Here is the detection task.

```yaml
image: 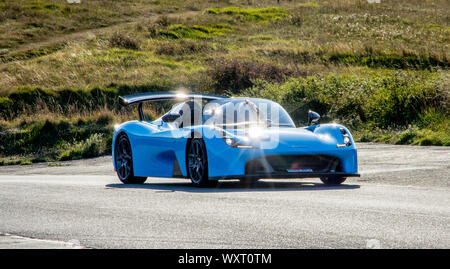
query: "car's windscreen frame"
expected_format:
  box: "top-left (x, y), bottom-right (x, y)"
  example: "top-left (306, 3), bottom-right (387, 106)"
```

top-left (202, 98), bottom-right (296, 128)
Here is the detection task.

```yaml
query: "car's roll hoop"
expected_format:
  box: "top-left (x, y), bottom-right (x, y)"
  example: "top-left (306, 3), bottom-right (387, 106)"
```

top-left (119, 91), bottom-right (226, 106)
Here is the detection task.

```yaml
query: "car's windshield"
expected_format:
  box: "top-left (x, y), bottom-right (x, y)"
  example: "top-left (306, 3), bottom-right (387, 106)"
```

top-left (203, 98), bottom-right (295, 128)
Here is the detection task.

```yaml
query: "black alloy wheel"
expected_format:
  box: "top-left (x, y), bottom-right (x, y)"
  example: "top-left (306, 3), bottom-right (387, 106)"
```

top-left (187, 138), bottom-right (217, 187)
top-left (115, 134), bottom-right (147, 184)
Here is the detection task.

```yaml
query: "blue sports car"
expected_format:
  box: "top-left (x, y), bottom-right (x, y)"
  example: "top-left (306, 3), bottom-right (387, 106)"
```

top-left (112, 92), bottom-right (359, 187)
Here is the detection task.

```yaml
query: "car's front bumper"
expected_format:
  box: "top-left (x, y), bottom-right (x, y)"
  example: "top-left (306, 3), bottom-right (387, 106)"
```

top-left (206, 144), bottom-right (359, 178)
top-left (201, 125), bottom-right (359, 179)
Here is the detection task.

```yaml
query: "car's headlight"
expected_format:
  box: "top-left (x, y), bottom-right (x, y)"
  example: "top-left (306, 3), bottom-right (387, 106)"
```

top-left (224, 137), bottom-right (235, 146)
top-left (343, 135), bottom-right (351, 145)
top-left (223, 136), bottom-right (255, 149)
top-left (337, 127), bottom-right (352, 147)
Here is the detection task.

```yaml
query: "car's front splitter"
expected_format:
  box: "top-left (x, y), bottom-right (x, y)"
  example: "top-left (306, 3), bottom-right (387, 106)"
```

top-left (209, 172), bottom-right (360, 180)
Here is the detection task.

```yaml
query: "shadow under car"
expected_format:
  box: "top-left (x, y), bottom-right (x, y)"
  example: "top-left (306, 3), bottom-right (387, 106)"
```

top-left (105, 180), bottom-right (360, 193)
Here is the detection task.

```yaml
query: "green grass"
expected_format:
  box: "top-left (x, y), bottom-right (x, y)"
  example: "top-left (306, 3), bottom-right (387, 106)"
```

top-left (0, 0), bottom-right (233, 49)
top-left (0, 83), bottom-right (176, 120)
top-left (0, 43), bottom-right (67, 63)
top-left (0, 0), bottom-right (135, 49)
top-left (354, 125), bottom-right (450, 146)
top-left (58, 133), bottom-right (109, 161)
top-left (325, 52), bottom-right (449, 70)
top-left (206, 7), bottom-right (289, 22)
top-left (0, 113), bottom-right (115, 164)
top-left (158, 24), bottom-right (232, 39)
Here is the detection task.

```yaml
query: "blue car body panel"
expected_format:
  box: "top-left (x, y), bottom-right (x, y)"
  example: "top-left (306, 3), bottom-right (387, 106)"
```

top-left (113, 121), bottom-right (190, 177)
top-left (113, 120), bottom-right (359, 180)
top-left (203, 124), bottom-right (358, 178)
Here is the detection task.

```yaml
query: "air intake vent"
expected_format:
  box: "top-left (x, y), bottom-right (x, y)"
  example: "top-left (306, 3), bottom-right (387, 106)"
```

top-left (246, 155), bottom-right (341, 174)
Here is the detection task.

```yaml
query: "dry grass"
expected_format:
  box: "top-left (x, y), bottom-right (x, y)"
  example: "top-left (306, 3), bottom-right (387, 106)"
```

top-left (0, 0), bottom-right (448, 94)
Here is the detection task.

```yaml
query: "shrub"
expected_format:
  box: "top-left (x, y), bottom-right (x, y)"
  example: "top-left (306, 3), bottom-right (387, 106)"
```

top-left (0, 116), bottom-right (113, 162)
top-left (416, 108), bottom-right (448, 130)
top-left (208, 59), bottom-right (303, 94)
top-left (5, 86), bottom-right (58, 118)
top-left (109, 33), bottom-right (140, 50)
top-left (364, 73), bottom-right (443, 128)
top-left (147, 23), bottom-right (159, 38)
top-left (414, 130), bottom-right (449, 146)
top-left (290, 15), bottom-right (302, 26)
top-left (8, 86), bottom-right (57, 106)
top-left (156, 15), bottom-right (171, 27)
top-left (248, 72), bottom-right (446, 128)
top-left (396, 127), bottom-right (418, 144)
top-left (0, 97), bottom-right (13, 118)
top-left (59, 133), bottom-right (109, 161)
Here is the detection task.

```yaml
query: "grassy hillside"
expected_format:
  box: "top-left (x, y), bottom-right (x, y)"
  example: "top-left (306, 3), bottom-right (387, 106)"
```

top-left (0, 0), bottom-right (449, 164)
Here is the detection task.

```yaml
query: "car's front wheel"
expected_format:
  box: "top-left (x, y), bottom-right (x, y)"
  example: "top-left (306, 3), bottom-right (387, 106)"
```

top-left (320, 175), bottom-right (346, 185)
top-left (115, 134), bottom-right (147, 184)
top-left (187, 138), bottom-right (217, 187)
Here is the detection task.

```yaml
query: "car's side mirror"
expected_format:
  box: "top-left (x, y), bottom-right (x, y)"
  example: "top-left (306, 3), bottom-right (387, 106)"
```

top-left (307, 110), bottom-right (320, 126)
top-left (162, 111), bottom-right (182, 123)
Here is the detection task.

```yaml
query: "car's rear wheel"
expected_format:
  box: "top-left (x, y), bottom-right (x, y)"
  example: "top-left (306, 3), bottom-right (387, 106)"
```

top-left (115, 134), bottom-right (147, 184)
top-left (320, 175), bottom-right (346, 185)
top-left (187, 138), bottom-right (217, 187)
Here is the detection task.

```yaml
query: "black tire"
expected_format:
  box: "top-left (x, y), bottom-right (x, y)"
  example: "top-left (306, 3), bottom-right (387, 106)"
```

top-left (187, 138), bottom-right (217, 187)
top-left (320, 175), bottom-right (346, 185)
top-left (115, 134), bottom-right (147, 184)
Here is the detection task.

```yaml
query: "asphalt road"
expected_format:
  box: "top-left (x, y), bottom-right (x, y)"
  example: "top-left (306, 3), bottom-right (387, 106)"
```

top-left (0, 143), bottom-right (448, 248)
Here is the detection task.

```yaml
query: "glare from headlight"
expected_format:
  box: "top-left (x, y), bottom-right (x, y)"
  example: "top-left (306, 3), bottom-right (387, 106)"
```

top-left (175, 92), bottom-right (187, 99)
top-left (343, 136), bottom-right (350, 145)
top-left (225, 138), bottom-right (234, 146)
top-left (223, 135), bottom-right (256, 149)
top-left (248, 127), bottom-right (263, 139)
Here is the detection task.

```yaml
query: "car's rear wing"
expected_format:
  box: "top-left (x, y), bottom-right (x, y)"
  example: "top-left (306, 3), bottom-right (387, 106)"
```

top-left (119, 91), bottom-right (226, 121)
top-left (119, 91), bottom-right (225, 106)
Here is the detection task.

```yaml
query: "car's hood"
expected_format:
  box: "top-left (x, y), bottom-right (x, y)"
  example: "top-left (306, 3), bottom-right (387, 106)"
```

top-left (221, 127), bottom-right (339, 149)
